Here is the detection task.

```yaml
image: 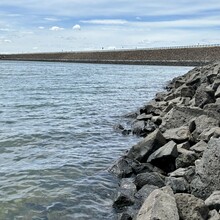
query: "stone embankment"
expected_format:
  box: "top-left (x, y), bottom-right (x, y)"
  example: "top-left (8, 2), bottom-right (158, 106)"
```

top-left (109, 62), bottom-right (220, 219)
top-left (1, 45), bottom-right (220, 66)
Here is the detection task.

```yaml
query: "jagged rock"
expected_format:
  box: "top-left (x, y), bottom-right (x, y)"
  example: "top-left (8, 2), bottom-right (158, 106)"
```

top-left (134, 184), bottom-right (159, 208)
top-left (175, 193), bottom-right (209, 220)
top-left (194, 83), bottom-right (215, 108)
top-left (176, 149), bottom-right (198, 169)
top-left (151, 116), bottom-right (162, 125)
top-left (155, 91), bottom-right (168, 101)
top-left (165, 177), bottom-right (190, 193)
top-left (175, 85), bottom-right (195, 98)
top-left (127, 129), bottom-right (167, 162)
top-left (215, 85), bottom-right (220, 98)
top-left (136, 113), bottom-right (152, 120)
top-left (169, 166), bottom-right (195, 183)
top-left (108, 157), bottom-right (133, 178)
top-left (131, 120), bottom-right (145, 136)
top-left (113, 190), bottom-right (135, 210)
top-left (136, 186), bottom-right (179, 220)
top-left (207, 210), bottom-right (220, 220)
top-left (163, 126), bottom-right (189, 143)
top-left (147, 140), bottom-right (178, 173)
top-left (142, 100), bottom-right (166, 116)
top-left (191, 140), bottom-right (208, 153)
top-left (120, 178), bottom-right (136, 193)
top-left (134, 172), bottom-right (165, 190)
top-left (212, 79), bottom-right (220, 91)
top-left (191, 138), bottom-right (220, 199)
top-left (199, 127), bottom-right (220, 142)
top-left (161, 106), bottom-right (204, 130)
top-left (205, 191), bottom-right (220, 211)
top-left (118, 213), bottom-right (132, 220)
top-left (177, 141), bottom-right (191, 150)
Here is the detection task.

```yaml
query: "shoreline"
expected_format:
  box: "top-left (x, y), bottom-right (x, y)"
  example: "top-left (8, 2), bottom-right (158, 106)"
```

top-left (109, 61), bottom-right (220, 219)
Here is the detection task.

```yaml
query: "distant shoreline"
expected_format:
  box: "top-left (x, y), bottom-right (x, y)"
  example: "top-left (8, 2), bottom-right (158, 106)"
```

top-left (1, 45), bottom-right (220, 66)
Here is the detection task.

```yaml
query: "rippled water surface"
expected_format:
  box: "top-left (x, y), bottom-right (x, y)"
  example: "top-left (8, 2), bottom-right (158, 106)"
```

top-left (0, 61), bottom-right (192, 219)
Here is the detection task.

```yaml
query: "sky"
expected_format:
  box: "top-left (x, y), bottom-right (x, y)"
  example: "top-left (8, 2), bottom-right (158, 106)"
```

top-left (0, 0), bottom-right (220, 53)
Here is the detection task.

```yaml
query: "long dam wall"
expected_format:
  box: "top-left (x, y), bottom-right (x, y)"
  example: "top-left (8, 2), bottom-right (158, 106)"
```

top-left (1, 45), bottom-right (220, 66)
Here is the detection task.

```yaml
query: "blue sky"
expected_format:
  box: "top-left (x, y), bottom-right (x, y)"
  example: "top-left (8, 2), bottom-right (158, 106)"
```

top-left (0, 0), bottom-right (220, 53)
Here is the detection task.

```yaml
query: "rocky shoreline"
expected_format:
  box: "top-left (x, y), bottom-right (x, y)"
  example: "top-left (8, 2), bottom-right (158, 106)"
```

top-left (109, 62), bottom-right (220, 220)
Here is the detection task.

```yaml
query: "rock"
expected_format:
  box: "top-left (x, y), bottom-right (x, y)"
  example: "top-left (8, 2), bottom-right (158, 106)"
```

top-left (131, 120), bottom-right (145, 136)
top-left (151, 116), bottom-right (162, 125)
top-left (127, 129), bottom-right (167, 162)
top-left (142, 100), bottom-right (166, 116)
top-left (199, 127), bottom-right (220, 142)
top-left (163, 126), bottom-right (189, 143)
top-left (177, 141), bottom-right (191, 150)
top-left (134, 184), bottom-right (159, 208)
top-left (118, 213), bottom-right (132, 220)
top-left (205, 191), bottom-right (220, 211)
top-left (136, 113), bottom-right (152, 120)
top-left (113, 190), bottom-right (135, 210)
top-left (120, 178), bottom-right (136, 193)
top-left (169, 166), bottom-right (195, 183)
top-left (215, 85), bottom-right (220, 98)
top-left (165, 177), bottom-right (190, 193)
top-left (207, 210), bottom-right (220, 220)
top-left (136, 186), bottom-right (179, 220)
top-left (194, 83), bottom-right (215, 108)
top-left (134, 172), bottom-right (165, 190)
top-left (155, 91), bottom-right (168, 101)
top-left (176, 149), bottom-right (198, 169)
top-left (191, 140), bottom-right (208, 153)
top-left (191, 138), bottom-right (220, 199)
top-left (160, 106), bottom-right (204, 130)
top-left (108, 157), bottom-right (133, 178)
top-left (147, 140), bottom-right (178, 173)
top-left (175, 193), bottom-right (209, 220)
top-left (212, 79), bottom-right (220, 91)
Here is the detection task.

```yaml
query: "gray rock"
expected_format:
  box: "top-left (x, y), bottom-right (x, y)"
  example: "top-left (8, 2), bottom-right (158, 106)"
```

top-left (120, 178), bottom-right (136, 194)
top-left (176, 149), bottom-right (198, 169)
top-left (134, 172), bottom-right (165, 190)
top-left (136, 186), bottom-right (179, 220)
top-left (147, 140), bottom-right (178, 173)
top-left (165, 177), bottom-right (190, 193)
top-left (127, 129), bottom-right (167, 162)
top-left (199, 127), bottom-right (220, 142)
top-left (205, 191), bottom-right (220, 211)
top-left (169, 166), bottom-right (195, 183)
top-left (215, 85), bottom-right (220, 98)
top-left (177, 141), bottom-right (191, 150)
top-left (118, 213), bottom-right (132, 220)
top-left (151, 116), bottom-right (162, 125)
top-left (134, 184), bottom-right (159, 208)
top-left (207, 210), bottom-right (220, 220)
top-left (191, 138), bottom-right (220, 199)
top-left (113, 190), bottom-right (135, 210)
top-left (132, 120), bottom-right (145, 136)
top-left (108, 157), bottom-right (133, 178)
top-left (191, 140), bottom-right (208, 153)
top-left (195, 83), bottom-right (215, 108)
top-left (163, 126), bottom-right (189, 143)
top-left (136, 113), bottom-right (152, 120)
top-left (175, 193), bottom-right (209, 220)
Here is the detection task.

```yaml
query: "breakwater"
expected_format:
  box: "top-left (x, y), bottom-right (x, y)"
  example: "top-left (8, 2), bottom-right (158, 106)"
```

top-left (1, 45), bottom-right (220, 66)
top-left (110, 61), bottom-right (220, 219)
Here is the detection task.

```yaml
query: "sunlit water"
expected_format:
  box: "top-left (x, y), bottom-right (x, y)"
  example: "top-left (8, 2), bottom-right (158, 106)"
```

top-left (0, 61), bottom-right (192, 220)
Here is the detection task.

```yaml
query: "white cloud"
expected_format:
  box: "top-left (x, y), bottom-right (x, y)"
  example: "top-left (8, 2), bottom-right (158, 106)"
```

top-left (44, 17), bottom-right (61, 22)
top-left (80, 19), bottom-right (128, 25)
top-left (49, 26), bottom-right (64, 31)
top-left (38, 26), bottom-right (45, 29)
top-left (73, 24), bottom-right (81, 30)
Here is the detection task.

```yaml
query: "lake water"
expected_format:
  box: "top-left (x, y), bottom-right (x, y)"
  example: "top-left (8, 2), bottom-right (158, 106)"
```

top-left (0, 61), bottom-right (192, 220)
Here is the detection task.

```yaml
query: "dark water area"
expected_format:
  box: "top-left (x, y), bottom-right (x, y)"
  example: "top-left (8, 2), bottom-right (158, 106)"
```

top-left (0, 61), bottom-right (192, 219)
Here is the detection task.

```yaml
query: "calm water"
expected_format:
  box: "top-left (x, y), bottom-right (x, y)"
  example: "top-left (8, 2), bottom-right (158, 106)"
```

top-left (0, 61), bottom-right (192, 220)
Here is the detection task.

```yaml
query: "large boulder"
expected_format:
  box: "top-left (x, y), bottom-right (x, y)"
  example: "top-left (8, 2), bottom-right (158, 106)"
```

top-left (175, 193), bottom-right (209, 220)
top-left (147, 140), bottom-right (178, 173)
top-left (191, 138), bottom-right (220, 199)
top-left (136, 186), bottom-right (179, 220)
top-left (126, 129), bottom-right (166, 162)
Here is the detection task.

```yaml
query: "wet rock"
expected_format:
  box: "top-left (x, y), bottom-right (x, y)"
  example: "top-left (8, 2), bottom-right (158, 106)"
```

top-left (207, 210), bottom-right (220, 220)
top-left (165, 176), bottom-right (190, 193)
top-left (131, 120), bottom-right (145, 136)
top-left (108, 157), bottom-right (133, 178)
top-left (136, 186), bottom-right (179, 220)
top-left (113, 190), bottom-right (135, 210)
top-left (127, 129), bottom-right (167, 162)
top-left (191, 138), bottom-right (220, 199)
top-left (120, 178), bottom-right (136, 194)
top-left (147, 140), bottom-right (178, 173)
top-left (205, 191), bottom-right (220, 211)
top-left (134, 172), bottom-right (165, 190)
top-left (175, 193), bottom-right (209, 220)
top-left (142, 100), bottom-right (166, 116)
top-left (163, 126), bottom-right (189, 143)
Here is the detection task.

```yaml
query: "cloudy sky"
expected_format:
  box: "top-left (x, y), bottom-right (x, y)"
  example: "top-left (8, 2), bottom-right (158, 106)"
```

top-left (0, 0), bottom-right (220, 53)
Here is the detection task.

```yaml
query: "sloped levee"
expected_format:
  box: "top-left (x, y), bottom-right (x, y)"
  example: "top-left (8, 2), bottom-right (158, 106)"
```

top-left (1, 46), bottom-right (220, 66)
top-left (110, 62), bottom-right (220, 219)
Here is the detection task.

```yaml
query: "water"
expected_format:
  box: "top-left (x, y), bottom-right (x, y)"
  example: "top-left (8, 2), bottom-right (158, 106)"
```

top-left (0, 61), bottom-right (192, 220)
